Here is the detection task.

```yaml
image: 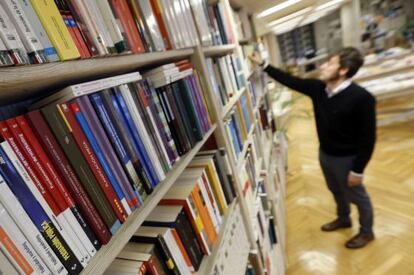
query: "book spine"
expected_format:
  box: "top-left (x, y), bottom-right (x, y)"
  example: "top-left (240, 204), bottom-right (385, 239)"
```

top-left (30, 0), bottom-right (80, 60)
top-left (101, 90), bottom-right (153, 195)
top-left (179, 79), bottom-right (203, 140)
top-left (89, 92), bottom-right (146, 204)
top-left (171, 228), bottom-right (194, 272)
top-left (199, 173), bottom-right (221, 229)
top-left (128, 0), bottom-right (154, 53)
top-left (164, 229), bottom-right (191, 275)
top-left (0, 203), bottom-right (51, 275)
top-left (0, 149), bottom-right (83, 274)
top-left (148, 0), bottom-right (172, 49)
top-left (15, 115), bottom-right (98, 258)
top-left (0, 225), bottom-right (34, 275)
top-left (67, 14), bottom-right (92, 58)
top-left (119, 85), bottom-right (166, 181)
top-left (62, 14), bottom-right (87, 58)
top-left (4, 118), bottom-right (91, 266)
top-left (41, 104), bottom-right (121, 234)
top-left (0, 141), bottom-right (67, 275)
top-left (74, 97), bottom-right (139, 210)
top-left (0, 37), bottom-right (13, 66)
top-left (87, 0), bottom-right (116, 53)
top-left (113, 89), bottom-right (159, 187)
top-left (0, 4), bottom-right (29, 64)
top-left (26, 110), bottom-right (110, 246)
top-left (65, 102), bottom-right (131, 218)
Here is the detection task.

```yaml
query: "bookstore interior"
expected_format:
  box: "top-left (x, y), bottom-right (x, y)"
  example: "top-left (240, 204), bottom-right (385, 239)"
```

top-left (0, 0), bottom-right (413, 274)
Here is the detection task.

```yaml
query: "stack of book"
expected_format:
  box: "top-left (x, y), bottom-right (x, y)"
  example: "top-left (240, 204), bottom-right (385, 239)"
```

top-left (0, 0), bottom-right (238, 67)
top-left (205, 54), bottom-right (246, 111)
top-left (105, 151), bottom-right (236, 274)
top-left (223, 93), bottom-right (254, 162)
top-left (0, 61), bottom-right (212, 274)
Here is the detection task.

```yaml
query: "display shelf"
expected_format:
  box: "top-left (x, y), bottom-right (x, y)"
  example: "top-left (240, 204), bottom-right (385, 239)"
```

top-left (80, 125), bottom-right (216, 275)
top-left (364, 51), bottom-right (413, 67)
top-left (221, 87), bottom-right (247, 119)
top-left (0, 49), bottom-right (195, 105)
top-left (196, 199), bottom-right (238, 275)
top-left (202, 44), bottom-right (236, 57)
top-left (354, 63), bottom-right (414, 82)
top-left (236, 123), bottom-right (256, 169)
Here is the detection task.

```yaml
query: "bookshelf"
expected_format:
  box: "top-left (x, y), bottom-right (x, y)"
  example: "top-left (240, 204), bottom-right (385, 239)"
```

top-left (0, 0), bottom-right (288, 274)
top-left (354, 63), bottom-right (414, 82)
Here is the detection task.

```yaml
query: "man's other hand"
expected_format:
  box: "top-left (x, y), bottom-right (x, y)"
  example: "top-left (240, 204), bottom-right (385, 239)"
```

top-left (249, 51), bottom-right (263, 66)
top-left (348, 172), bottom-right (363, 187)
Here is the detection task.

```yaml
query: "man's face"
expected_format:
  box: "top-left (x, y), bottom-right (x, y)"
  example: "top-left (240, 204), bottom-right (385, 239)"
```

top-left (319, 55), bottom-right (345, 82)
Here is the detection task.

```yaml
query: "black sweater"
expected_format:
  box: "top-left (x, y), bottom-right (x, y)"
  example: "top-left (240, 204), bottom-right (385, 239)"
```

top-left (265, 65), bottom-right (376, 174)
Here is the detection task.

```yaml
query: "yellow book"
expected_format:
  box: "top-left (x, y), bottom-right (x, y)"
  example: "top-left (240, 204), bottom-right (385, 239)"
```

top-left (236, 102), bottom-right (248, 140)
top-left (30, 0), bottom-right (80, 60)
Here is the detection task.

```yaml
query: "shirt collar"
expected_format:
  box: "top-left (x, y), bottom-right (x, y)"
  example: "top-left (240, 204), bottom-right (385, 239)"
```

top-left (326, 79), bottom-right (352, 98)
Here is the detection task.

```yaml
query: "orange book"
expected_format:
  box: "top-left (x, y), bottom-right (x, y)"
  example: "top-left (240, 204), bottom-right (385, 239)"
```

top-left (171, 228), bottom-right (194, 271)
top-left (0, 226), bottom-right (33, 274)
top-left (110, 0), bottom-right (145, 54)
top-left (148, 0), bottom-right (172, 49)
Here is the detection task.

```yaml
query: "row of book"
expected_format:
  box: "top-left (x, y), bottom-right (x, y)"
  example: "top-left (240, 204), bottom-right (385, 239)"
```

top-left (0, 0), bottom-right (237, 67)
top-left (232, 8), bottom-right (252, 42)
top-left (205, 54), bottom-right (246, 111)
top-left (105, 154), bottom-right (237, 274)
top-left (0, 61), bottom-right (214, 274)
top-left (223, 93), bottom-right (254, 163)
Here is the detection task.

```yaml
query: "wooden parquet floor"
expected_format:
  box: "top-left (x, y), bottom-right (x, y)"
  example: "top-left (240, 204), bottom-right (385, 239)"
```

top-left (285, 95), bottom-right (414, 275)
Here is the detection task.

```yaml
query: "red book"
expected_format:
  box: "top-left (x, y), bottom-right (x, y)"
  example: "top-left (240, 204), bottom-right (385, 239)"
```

top-left (175, 60), bottom-right (193, 71)
top-left (26, 110), bottom-right (111, 245)
top-left (62, 14), bottom-right (87, 58)
top-left (148, 0), bottom-right (172, 50)
top-left (59, 103), bottom-right (127, 222)
top-left (0, 121), bottom-right (61, 217)
top-left (64, 14), bottom-right (90, 59)
top-left (110, 0), bottom-right (145, 54)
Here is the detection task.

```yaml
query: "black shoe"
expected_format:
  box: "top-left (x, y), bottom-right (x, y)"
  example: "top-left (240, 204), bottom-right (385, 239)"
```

top-left (345, 232), bottom-right (375, 249)
top-left (321, 218), bottom-right (352, 232)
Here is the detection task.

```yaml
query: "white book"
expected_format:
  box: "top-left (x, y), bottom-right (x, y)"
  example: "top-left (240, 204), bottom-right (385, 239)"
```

top-left (18, 0), bottom-right (59, 62)
top-left (137, 0), bottom-right (166, 52)
top-left (119, 84), bottom-right (166, 181)
top-left (0, 203), bottom-right (51, 275)
top-left (0, 4), bottom-right (28, 63)
top-left (0, 140), bottom-right (88, 267)
top-left (225, 55), bottom-right (239, 93)
top-left (1, 0), bottom-right (47, 63)
top-left (142, 63), bottom-right (176, 75)
top-left (0, 249), bottom-right (20, 275)
top-left (143, 67), bottom-right (180, 79)
top-left (87, 0), bottom-right (115, 51)
top-left (205, 58), bottom-right (224, 108)
top-left (31, 72), bottom-right (142, 109)
top-left (171, 0), bottom-right (191, 48)
top-left (218, 58), bottom-right (234, 96)
top-left (95, 0), bottom-right (124, 50)
top-left (181, 0), bottom-right (200, 46)
top-left (151, 69), bottom-right (193, 88)
top-left (70, 0), bottom-right (108, 55)
top-left (188, 0), bottom-right (212, 45)
top-left (0, 144), bottom-right (66, 275)
top-left (159, 0), bottom-right (183, 49)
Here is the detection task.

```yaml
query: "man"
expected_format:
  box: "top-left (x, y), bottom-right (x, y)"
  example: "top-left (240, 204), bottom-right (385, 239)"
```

top-left (251, 47), bottom-right (376, 249)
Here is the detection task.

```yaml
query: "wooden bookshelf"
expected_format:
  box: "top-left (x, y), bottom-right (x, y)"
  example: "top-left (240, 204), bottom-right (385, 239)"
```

top-left (221, 87), bottom-right (247, 119)
top-left (0, 49), bottom-right (194, 105)
top-left (203, 44), bottom-right (237, 57)
top-left (80, 125), bottom-right (216, 275)
top-left (197, 199), bottom-right (238, 275)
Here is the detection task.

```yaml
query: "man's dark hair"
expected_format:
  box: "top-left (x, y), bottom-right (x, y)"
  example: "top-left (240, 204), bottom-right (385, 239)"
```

top-left (336, 47), bottom-right (364, 78)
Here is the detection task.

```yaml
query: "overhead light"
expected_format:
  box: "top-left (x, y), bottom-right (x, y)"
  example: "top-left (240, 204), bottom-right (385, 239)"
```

top-left (315, 0), bottom-right (345, 11)
top-left (267, 7), bottom-right (312, 27)
top-left (257, 0), bottom-right (304, 18)
top-left (271, 16), bottom-right (304, 33)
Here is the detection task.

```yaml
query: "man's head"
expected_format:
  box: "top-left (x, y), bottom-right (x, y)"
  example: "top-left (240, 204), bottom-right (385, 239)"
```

top-left (319, 47), bottom-right (364, 83)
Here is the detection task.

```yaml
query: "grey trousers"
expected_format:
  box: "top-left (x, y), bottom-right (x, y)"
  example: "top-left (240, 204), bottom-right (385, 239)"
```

top-left (319, 149), bottom-right (374, 234)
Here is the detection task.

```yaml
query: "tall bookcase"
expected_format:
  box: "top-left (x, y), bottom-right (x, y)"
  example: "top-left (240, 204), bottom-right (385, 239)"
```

top-left (0, 0), bottom-right (287, 274)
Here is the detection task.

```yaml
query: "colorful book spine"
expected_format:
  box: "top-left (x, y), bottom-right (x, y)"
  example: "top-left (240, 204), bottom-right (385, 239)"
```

top-left (26, 110), bottom-right (110, 246)
top-left (41, 104), bottom-right (121, 234)
top-left (74, 97), bottom-right (139, 210)
top-left (89, 92), bottom-right (146, 204)
top-left (0, 147), bottom-right (83, 274)
top-left (0, 36), bottom-right (13, 66)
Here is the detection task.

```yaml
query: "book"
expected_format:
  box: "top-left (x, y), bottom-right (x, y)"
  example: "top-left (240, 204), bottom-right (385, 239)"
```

top-left (148, 0), bottom-right (172, 49)
top-left (128, 0), bottom-right (154, 53)
top-left (0, 34), bottom-right (13, 66)
top-left (0, 249), bottom-right (20, 275)
top-left (26, 110), bottom-right (111, 246)
top-left (0, 203), bottom-right (50, 274)
top-left (0, 4), bottom-right (29, 65)
top-left (0, 146), bottom-right (83, 274)
top-left (122, 242), bottom-right (168, 275)
top-left (30, 0), bottom-right (80, 60)
top-left (41, 104), bottom-right (122, 235)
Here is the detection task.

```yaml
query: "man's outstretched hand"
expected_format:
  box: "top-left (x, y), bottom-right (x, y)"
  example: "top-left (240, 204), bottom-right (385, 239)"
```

top-left (249, 51), bottom-right (263, 66)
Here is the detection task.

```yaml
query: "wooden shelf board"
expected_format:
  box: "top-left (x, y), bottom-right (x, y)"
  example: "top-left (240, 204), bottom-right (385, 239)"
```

top-left (355, 63), bottom-right (414, 82)
top-left (0, 49), bottom-right (194, 105)
top-left (374, 85), bottom-right (414, 101)
top-left (221, 87), bottom-right (247, 119)
top-left (196, 199), bottom-right (238, 275)
top-left (202, 44), bottom-right (236, 57)
top-left (80, 124), bottom-right (216, 275)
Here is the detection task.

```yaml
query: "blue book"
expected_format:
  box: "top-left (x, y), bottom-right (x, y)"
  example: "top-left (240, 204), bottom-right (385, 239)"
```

top-left (240, 96), bottom-right (252, 131)
top-left (227, 122), bottom-right (241, 157)
top-left (231, 112), bottom-right (244, 150)
top-left (71, 102), bottom-right (132, 212)
top-left (113, 89), bottom-right (159, 187)
top-left (89, 93), bottom-right (144, 205)
top-left (0, 145), bottom-right (82, 274)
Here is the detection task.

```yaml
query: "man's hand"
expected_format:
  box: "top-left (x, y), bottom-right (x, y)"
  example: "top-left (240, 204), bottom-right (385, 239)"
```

top-left (249, 51), bottom-right (263, 66)
top-left (348, 172), bottom-right (363, 187)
